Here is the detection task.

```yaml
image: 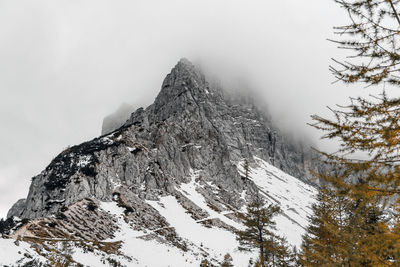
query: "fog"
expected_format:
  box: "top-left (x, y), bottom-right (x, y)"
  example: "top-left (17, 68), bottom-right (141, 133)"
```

top-left (0, 0), bottom-right (392, 218)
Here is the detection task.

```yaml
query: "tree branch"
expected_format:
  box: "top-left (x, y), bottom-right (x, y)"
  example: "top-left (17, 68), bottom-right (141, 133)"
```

top-left (388, 0), bottom-right (400, 27)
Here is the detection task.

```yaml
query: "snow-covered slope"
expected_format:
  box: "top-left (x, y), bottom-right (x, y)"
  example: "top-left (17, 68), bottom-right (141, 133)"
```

top-left (0, 238), bottom-right (48, 266)
top-left (238, 157), bottom-right (316, 247)
top-left (1, 157), bottom-right (315, 266)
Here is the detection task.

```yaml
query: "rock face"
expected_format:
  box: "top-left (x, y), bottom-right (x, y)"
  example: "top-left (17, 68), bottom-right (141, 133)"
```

top-left (7, 198), bottom-right (26, 219)
top-left (2, 59), bottom-right (321, 266)
top-left (8, 58), bottom-right (318, 220)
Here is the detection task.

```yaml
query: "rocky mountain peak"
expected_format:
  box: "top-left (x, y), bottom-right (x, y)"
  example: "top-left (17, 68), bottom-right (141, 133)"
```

top-left (8, 59), bottom-right (319, 220)
top-left (159, 58), bottom-right (206, 95)
top-left (2, 58), bottom-right (319, 266)
top-left (152, 58), bottom-right (212, 120)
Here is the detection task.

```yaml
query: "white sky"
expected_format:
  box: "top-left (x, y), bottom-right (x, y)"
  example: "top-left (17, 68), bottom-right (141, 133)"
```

top-left (0, 0), bottom-right (391, 218)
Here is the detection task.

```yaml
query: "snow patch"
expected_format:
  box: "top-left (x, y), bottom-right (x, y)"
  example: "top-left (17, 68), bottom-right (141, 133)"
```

top-left (76, 155), bottom-right (92, 168)
top-left (100, 201), bottom-right (204, 266)
top-left (0, 238), bottom-right (48, 265)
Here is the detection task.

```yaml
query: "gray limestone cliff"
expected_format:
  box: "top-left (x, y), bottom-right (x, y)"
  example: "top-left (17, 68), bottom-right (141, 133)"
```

top-left (7, 198), bottom-right (26, 219)
top-left (7, 58), bottom-right (320, 220)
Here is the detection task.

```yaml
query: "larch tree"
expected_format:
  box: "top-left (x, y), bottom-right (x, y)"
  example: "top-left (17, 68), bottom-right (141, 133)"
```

top-left (300, 188), bottom-right (344, 267)
top-left (220, 253), bottom-right (234, 267)
top-left (263, 235), bottom-right (294, 267)
top-left (200, 259), bottom-right (211, 267)
top-left (243, 159), bottom-right (251, 180)
top-left (313, 0), bottom-right (400, 198)
top-left (329, 0), bottom-right (400, 87)
top-left (304, 0), bottom-right (400, 265)
top-left (236, 194), bottom-right (291, 266)
top-left (299, 186), bottom-right (394, 266)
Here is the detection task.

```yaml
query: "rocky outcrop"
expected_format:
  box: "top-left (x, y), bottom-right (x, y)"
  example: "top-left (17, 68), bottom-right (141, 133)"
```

top-left (10, 198), bottom-right (119, 241)
top-left (8, 58), bottom-right (318, 221)
top-left (7, 198), bottom-right (26, 219)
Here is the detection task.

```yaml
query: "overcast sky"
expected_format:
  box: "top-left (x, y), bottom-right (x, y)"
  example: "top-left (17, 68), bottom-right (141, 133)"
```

top-left (0, 0), bottom-right (393, 218)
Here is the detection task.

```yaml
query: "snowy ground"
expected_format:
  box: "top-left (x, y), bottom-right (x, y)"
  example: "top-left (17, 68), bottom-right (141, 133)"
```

top-left (0, 238), bottom-right (48, 266)
top-left (100, 200), bottom-right (206, 267)
top-left (148, 170), bottom-right (255, 266)
top-left (0, 157), bottom-right (315, 266)
top-left (102, 172), bottom-right (255, 266)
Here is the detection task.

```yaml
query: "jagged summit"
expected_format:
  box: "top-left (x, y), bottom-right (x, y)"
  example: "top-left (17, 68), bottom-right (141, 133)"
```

top-left (152, 58), bottom-right (211, 121)
top-left (173, 57), bottom-right (202, 77)
top-left (2, 59), bottom-right (318, 266)
top-left (102, 58), bottom-right (210, 134)
top-left (177, 57), bottom-right (192, 66)
top-left (9, 58), bottom-right (317, 219)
